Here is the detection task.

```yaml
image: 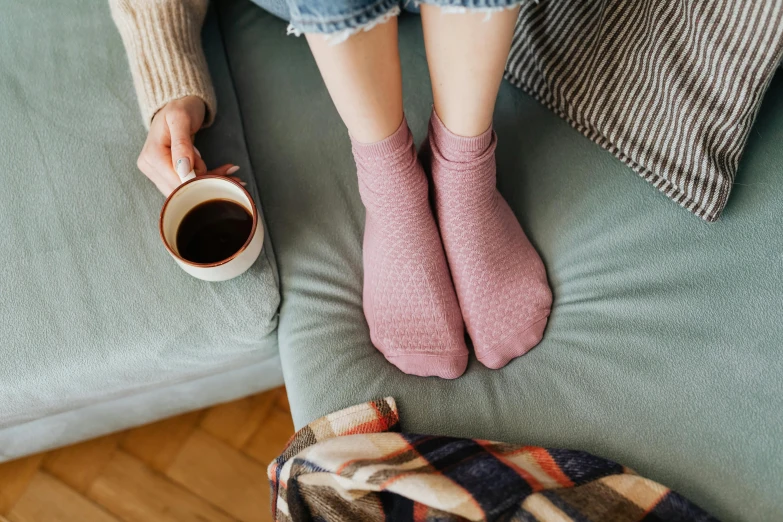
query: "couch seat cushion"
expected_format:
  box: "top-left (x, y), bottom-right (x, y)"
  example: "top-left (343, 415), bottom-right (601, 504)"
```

top-left (223, 2), bottom-right (783, 520)
top-left (0, 0), bottom-right (281, 433)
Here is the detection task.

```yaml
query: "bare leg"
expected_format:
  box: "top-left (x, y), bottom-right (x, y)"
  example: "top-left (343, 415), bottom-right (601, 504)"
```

top-left (420, 5), bottom-right (519, 137)
top-left (421, 5), bottom-right (552, 369)
top-left (305, 21), bottom-right (403, 143)
top-left (304, 22), bottom-right (469, 378)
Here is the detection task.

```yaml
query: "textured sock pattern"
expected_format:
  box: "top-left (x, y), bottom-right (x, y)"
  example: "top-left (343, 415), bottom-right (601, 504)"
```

top-left (352, 118), bottom-right (468, 379)
top-left (427, 111), bottom-right (552, 369)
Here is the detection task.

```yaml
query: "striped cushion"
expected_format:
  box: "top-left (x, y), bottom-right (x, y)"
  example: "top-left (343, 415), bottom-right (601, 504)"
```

top-left (505, 0), bottom-right (783, 222)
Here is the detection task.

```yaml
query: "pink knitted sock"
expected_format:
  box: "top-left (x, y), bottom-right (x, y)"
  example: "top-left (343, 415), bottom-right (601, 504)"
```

top-left (426, 111), bottom-right (552, 369)
top-left (352, 118), bottom-right (468, 379)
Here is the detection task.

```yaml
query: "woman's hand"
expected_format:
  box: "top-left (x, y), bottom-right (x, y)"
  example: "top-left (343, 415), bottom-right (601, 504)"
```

top-left (137, 96), bottom-right (239, 196)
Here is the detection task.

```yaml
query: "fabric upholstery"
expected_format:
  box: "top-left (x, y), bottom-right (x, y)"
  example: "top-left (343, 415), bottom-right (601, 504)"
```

top-left (506, 0), bottom-right (783, 222)
top-left (219, 2), bottom-right (783, 520)
top-left (0, 0), bottom-right (282, 456)
top-left (0, 358), bottom-right (284, 462)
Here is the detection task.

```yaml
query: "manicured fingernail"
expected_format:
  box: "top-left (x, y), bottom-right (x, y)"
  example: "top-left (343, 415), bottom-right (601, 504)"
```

top-left (194, 147), bottom-right (201, 158)
top-left (240, 181), bottom-right (247, 186)
top-left (175, 157), bottom-right (191, 178)
top-left (226, 165), bottom-right (240, 175)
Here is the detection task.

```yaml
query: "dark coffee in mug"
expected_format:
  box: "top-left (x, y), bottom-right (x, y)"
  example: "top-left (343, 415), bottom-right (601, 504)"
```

top-left (176, 199), bottom-right (253, 264)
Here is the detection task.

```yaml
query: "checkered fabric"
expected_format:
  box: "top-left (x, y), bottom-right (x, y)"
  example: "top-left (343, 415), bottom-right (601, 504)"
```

top-left (268, 398), bottom-right (716, 521)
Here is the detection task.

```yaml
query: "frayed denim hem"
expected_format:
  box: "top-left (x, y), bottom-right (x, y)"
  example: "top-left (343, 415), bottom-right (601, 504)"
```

top-left (416, 0), bottom-right (523, 21)
top-left (285, 0), bottom-right (524, 43)
top-left (287, 6), bottom-right (401, 44)
top-left (415, 0), bottom-right (524, 12)
top-left (286, 0), bottom-right (402, 45)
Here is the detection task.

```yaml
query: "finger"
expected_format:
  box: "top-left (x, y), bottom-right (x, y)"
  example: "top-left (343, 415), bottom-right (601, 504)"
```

top-left (143, 144), bottom-right (181, 196)
top-left (230, 176), bottom-right (247, 186)
top-left (154, 177), bottom-right (180, 197)
top-left (194, 155), bottom-right (208, 176)
top-left (165, 110), bottom-right (196, 180)
top-left (139, 157), bottom-right (179, 196)
top-left (207, 164), bottom-right (240, 177)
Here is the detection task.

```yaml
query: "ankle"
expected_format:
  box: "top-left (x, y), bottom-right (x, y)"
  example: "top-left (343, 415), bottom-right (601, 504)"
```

top-left (429, 110), bottom-right (494, 162)
top-left (350, 116), bottom-right (411, 160)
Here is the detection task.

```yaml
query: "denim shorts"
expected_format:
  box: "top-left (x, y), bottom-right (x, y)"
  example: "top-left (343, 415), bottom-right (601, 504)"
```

top-left (250, 0), bottom-right (523, 42)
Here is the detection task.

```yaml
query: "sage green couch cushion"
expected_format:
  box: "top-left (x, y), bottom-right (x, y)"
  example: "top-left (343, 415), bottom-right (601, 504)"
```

top-left (220, 1), bottom-right (783, 520)
top-left (0, 0), bottom-right (282, 459)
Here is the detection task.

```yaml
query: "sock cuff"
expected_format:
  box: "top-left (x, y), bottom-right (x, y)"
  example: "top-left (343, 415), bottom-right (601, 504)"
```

top-left (429, 110), bottom-right (493, 153)
top-left (350, 116), bottom-right (411, 159)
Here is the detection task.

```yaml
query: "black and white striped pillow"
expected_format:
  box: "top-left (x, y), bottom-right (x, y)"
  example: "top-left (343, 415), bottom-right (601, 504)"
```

top-left (505, 0), bottom-right (783, 222)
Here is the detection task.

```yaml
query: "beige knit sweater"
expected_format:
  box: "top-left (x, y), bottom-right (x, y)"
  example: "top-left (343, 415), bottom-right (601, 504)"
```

top-left (109, 0), bottom-right (216, 128)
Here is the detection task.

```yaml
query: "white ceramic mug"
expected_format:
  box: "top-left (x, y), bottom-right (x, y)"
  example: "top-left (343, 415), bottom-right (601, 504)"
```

top-left (159, 175), bottom-right (263, 282)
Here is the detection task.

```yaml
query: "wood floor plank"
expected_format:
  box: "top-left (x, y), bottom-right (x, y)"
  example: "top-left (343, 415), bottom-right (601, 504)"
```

top-left (1, 389), bottom-right (293, 521)
top-left (42, 433), bottom-right (122, 493)
top-left (87, 451), bottom-right (236, 522)
top-left (200, 389), bottom-right (281, 449)
top-left (0, 454), bottom-right (43, 515)
top-left (242, 406), bottom-right (295, 466)
top-left (167, 430), bottom-right (271, 522)
top-left (120, 410), bottom-right (202, 472)
top-left (276, 389), bottom-right (290, 414)
top-left (6, 472), bottom-right (119, 522)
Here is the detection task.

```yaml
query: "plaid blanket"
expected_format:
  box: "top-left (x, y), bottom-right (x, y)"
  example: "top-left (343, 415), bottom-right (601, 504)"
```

top-left (268, 398), bottom-right (716, 521)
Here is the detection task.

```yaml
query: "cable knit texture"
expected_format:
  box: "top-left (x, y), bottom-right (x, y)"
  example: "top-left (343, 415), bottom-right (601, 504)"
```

top-left (353, 118), bottom-right (468, 379)
top-left (109, 0), bottom-right (216, 128)
top-left (426, 111), bottom-right (552, 369)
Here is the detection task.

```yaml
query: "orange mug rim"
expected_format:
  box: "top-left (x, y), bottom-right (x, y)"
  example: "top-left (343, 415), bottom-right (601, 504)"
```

top-left (158, 175), bottom-right (259, 268)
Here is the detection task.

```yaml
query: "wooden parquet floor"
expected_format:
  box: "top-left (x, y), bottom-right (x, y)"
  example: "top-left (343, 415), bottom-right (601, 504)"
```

top-left (0, 387), bottom-right (295, 522)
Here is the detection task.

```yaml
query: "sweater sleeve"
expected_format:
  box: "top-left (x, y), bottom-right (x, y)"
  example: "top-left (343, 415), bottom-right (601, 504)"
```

top-left (109, 0), bottom-right (217, 128)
